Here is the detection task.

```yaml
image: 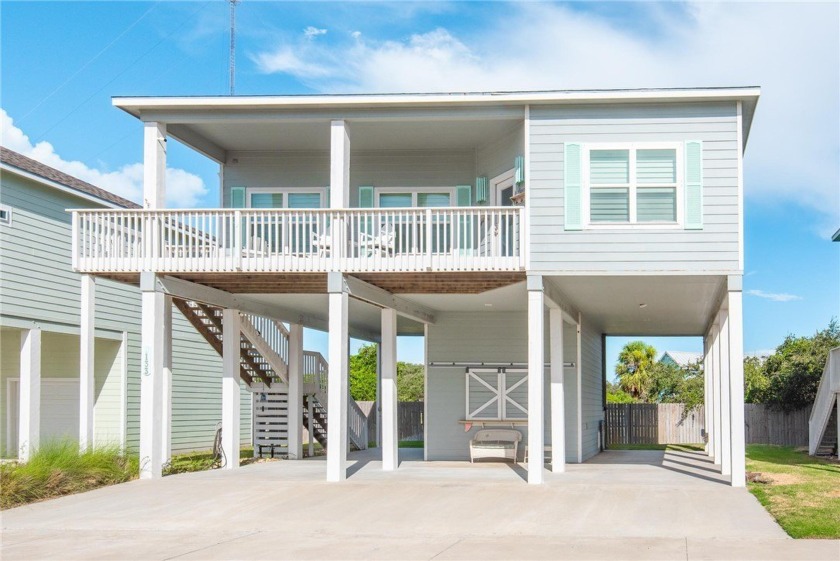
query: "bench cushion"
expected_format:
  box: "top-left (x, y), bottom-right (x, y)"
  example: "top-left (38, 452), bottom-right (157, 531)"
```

top-left (472, 440), bottom-right (516, 449)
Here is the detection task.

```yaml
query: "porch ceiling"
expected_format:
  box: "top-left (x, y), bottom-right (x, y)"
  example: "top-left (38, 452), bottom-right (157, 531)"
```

top-left (548, 275), bottom-right (727, 336)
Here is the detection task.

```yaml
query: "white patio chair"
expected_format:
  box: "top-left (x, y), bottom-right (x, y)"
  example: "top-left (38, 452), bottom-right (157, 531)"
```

top-left (360, 223), bottom-right (395, 257)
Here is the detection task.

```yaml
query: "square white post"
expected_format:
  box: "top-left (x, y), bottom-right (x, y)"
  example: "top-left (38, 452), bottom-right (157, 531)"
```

top-left (287, 323), bottom-right (304, 460)
top-left (375, 342), bottom-right (382, 448)
top-left (140, 274), bottom-right (165, 479)
top-left (330, 120), bottom-right (350, 209)
top-left (703, 334), bottom-right (714, 457)
top-left (381, 307), bottom-right (398, 471)
top-left (143, 122), bottom-right (167, 208)
top-left (549, 308), bottom-right (565, 473)
top-left (527, 276), bottom-right (545, 485)
top-left (161, 296), bottom-right (172, 464)
top-left (719, 307), bottom-right (732, 477)
top-left (327, 274), bottom-right (349, 482)
top-left (728, 290), bottom-right (746, 487)
top-left (221, 309), bottom-right (241, 470)
top-left (79, 275), bottom-right (95, 451)
top-left (19, 328), bottom-right (41, 462)
top-left (710, 322), bottom-right (722, 466)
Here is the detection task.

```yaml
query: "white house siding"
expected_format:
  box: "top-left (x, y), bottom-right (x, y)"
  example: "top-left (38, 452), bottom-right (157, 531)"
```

top-left (425, 311), bottom-right (584, 462)
top-left (579, 320), bottom-right (604, 461)
top-left (0, 172), bottom-right (251, 456)
top-left (224, 149), bottom-right (479, 208)
top-left (528, 102), bottom-right (740, 274)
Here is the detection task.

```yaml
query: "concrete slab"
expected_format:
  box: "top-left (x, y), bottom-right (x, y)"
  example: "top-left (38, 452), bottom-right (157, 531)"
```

top-left (2, 449), bottom-right (833, 560)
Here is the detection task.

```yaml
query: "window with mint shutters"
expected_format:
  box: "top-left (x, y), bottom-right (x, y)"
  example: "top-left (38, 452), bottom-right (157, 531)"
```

top-left (591, 187), bottom-right (629, 222)
top-left (589, 149), bottom-right (630, 222)
top-left (637, 149), bottom-right (677, 222)
top-left (250, 193), bottom-right (284, 208)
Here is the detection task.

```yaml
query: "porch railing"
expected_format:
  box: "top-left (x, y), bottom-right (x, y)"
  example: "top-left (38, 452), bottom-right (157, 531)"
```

top-left (71, 207), bottom-right (525, 274)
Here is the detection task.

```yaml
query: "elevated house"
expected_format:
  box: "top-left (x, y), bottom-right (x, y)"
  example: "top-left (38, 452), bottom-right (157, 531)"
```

top-left (68, 87), bottom-right (759, 486)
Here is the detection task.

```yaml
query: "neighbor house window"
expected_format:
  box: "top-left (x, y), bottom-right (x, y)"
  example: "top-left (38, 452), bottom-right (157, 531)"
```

top-left (586, 144), bottom-right (680, 225)
top-left (465, 369), bottom-right (528, 420)
top-left (0, 205), bottom-right (10, 225)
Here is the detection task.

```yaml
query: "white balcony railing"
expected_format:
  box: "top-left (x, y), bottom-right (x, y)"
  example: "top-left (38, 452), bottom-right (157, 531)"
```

top-left (71, 207), bottom-right (525, 274)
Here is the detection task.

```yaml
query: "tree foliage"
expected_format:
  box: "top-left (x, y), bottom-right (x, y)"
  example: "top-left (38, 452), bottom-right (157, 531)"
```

top-left (615, 341), bottom-right (657, 401)
top-left (606, 382), bottom-right (637, 403)
top-left (348, 344), bottom-right (425, 402)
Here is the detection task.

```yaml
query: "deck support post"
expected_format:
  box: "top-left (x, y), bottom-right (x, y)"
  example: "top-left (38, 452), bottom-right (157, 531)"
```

top-left (79, 275), bottom-right (95, 452)
top-left (710, 321), bottom-right (722, 466)
top-left (161, 296), bottom-right (172, 464)
top-left (728, 285), bottom-right (746, 488)
top-left (330, 120), bottom-right (350, 209)
top-left (326, 272), bottom-right (349, 482)
top-left (703, 334), bottom-right (713, 457)
top-left (381, 307), bottom-right (398, 471)
top-left (221, 308), bottom-right (241, 470)
top-left (140, 273), bottom-right (165, 478)
top-left (527, 275), bottom-right (545, 485)
top-left (19, 328), bottom-right (41, 462)
top-left (719, 307), bottom-right (732, 477)
top-left (549, 308), bottom-right (565, 473)
top-left (288, 323), bottom-right (304, 460)
top-left (143, 122), bottom-right (166, 208)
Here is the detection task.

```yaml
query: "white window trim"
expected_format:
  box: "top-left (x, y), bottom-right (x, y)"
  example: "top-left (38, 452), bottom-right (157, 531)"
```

top-left (465, 368), bottom-right (528, 421)
top-left (245, 187), bottom-right (327, 208)
top-left (583, 142), bottom-right (684, 230)
top-left (374, 186), bottom-right (456, 208)
top-left (490, 169), bottom-right (516, 206)
top-left (0, 204), bottom-right (11, 225)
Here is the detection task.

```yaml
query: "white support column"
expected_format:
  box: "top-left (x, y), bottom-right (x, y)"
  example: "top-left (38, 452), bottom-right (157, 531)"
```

top-left (527, 277), bottom-right (545, 485)
top-left (381, 307), bottom-right (398, 471)
top-left (703, 335), bottom-right (714, 457)
top-left (711, 322), bottom-right (722, 466)
top-left (719, 307), bottom-right (732, 477)
top-left (161, 296), bottom-right (172, 464)
top-left (326, 275), bottom-right (349, 482)
top-left (728, 290), bottom-right (746, 487)
top-left (143, 122), bottom-right (167, 208)
top-left (329, 120), bottom-right (350, 209)
top-left (140, 277), bottom-right (165, 479)
top-left (375, 342), bottom-right (382, 448)
top-left (221, 309), bottom-right (241, 470)
top-left (549, 308), bottom-right (565, 473)
top-left (18, 328), bottom-right (41, 462)
top-left (79, 275), bottom-right (95, 452)
top-left (287, 323), bottom-right (304, 460)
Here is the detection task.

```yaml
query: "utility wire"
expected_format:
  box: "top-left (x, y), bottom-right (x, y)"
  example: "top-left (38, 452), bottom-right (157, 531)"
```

top-left (32, 1), bottom-right (213, 144)
top-left (18, 1), bottom-right (162, 123)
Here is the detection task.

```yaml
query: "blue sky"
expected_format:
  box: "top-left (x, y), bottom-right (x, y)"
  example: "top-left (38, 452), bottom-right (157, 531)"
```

top-left (2, 1), bottom-right (838, 372)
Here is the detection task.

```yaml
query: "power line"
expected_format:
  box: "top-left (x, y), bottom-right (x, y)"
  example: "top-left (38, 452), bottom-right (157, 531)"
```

top-left (18, 1), bottom-right (162, 123)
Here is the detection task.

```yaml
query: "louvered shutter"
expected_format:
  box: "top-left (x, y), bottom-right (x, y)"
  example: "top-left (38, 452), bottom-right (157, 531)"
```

top-left (564, 143), bottom-right (583, 230)
top-left (684, 141), bottom-right (703, 230)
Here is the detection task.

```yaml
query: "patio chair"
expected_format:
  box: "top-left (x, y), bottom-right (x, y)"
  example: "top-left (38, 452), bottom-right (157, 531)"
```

top-left (360, 223), bottom-right (395, 257)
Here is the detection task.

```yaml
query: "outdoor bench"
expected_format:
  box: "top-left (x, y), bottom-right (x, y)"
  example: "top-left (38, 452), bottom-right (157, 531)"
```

top-left (469, 429), bottom-right (522, 463)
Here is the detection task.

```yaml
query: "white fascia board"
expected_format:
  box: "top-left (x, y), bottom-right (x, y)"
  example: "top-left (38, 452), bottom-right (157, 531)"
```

top-left (1, 163), bottom-right (127, 210)
top-left (113, 87), bottom-right (761, 115)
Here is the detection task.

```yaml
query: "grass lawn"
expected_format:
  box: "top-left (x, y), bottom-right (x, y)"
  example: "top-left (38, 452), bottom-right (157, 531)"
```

top-left (398, 440), bottom-right (424, 448)
top-left (746, 444), bottom-right (840, 539)
top-left (606, 443), bottom-right (705, 452)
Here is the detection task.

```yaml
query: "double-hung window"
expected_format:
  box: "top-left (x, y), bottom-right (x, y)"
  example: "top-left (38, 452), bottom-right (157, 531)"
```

top-left (245, 189), bottom-right (326, 253)
top-left (586, 143), bottom-right (682, 225)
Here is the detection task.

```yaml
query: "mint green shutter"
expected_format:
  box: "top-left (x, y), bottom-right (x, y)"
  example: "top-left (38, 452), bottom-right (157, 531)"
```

top-left (475, 177), bottom-right (488, 205)
top-left (684, 140), bottom-right (703, 230)
top-left (456, 185), bottom-right (472, 206)
top-left (230, 187), bottom-right (246, 208)
top-left (514, 156), bottom-right (525, 185)
top-left (564, 143), bottom-right (583, 230)
top-left (358, 186), bottom-right (374, 208)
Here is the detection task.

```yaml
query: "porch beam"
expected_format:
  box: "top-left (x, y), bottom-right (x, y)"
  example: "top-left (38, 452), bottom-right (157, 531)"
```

top-left (221, 308), bottom-right (241, 470)
top-left (287, 323), bottom-right (304, 460)
top-left (326, 273), bottom-right (349, 481)
top-left (167, 124), bottom-right (226, 164)
top-left (79, 275), bottom-right (95, 452)
top-left (381, 307), bottom-right (398, 471)
top-left (155, 275), bottom-right (380, 343)
top-left (140, 275), bottom-right (165, 479)
top-left (527, 275), bottom-right (545, 485)
top-left (344, 276), bottom-right (436, 324)
top-left (728, 289), bottom-right (746, 487)
top-left (541, 278), bottom-right (581, 324)
top-left (18, 328), bottom-right (41, 462)
top-left (549, 308), bottom-right (565, 473)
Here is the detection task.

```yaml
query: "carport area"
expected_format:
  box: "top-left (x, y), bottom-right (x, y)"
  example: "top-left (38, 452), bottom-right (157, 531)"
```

top-left (3, 449), bottom-right (838, 560)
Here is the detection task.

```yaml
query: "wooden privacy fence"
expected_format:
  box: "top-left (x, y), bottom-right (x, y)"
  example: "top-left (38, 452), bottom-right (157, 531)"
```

top-left (355, 401), bottom-right (425, 443)
top-left (606, 403), bottom-right (811, 447)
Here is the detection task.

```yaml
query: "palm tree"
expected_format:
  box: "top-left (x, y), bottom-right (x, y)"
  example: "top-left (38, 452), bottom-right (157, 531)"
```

top-left (616, 341), bottom-right (657, 401)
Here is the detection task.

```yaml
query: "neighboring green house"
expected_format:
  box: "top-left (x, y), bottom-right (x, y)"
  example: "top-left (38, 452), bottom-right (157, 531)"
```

top-left (0, 147), bottom-right (252, 460)
top-left (660, 351), bottom-right (703, 369)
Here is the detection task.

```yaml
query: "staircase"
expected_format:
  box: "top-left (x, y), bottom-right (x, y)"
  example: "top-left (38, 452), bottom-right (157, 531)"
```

top-left (809, 347), bottom-right (840, 458)
top-left (174, 298), bottom-right (369, 456)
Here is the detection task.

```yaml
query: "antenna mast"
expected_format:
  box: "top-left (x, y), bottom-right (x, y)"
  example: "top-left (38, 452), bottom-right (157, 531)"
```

top-left (229, 0), bottom-right (240, 95)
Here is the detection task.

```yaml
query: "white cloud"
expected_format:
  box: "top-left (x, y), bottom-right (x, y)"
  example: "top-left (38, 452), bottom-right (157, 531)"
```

top-left (252, 2), bottom-right (839, 224)
top-left (304, 26), bottom-right (327, 39)
top-left (1, 109), bottom-right (207, 208)
top-left (746, 289), bottom-right (803, 303)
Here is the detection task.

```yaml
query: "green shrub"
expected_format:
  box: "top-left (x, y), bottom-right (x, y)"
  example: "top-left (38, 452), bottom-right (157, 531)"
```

top-left (0, 439), bottom-right (138, 510)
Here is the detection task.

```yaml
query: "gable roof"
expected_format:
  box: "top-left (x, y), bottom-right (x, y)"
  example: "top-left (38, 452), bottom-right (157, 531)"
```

top-left (0, 147), bottom-right (140, 209)
top-left (660, 351), bottom-right (703, 368)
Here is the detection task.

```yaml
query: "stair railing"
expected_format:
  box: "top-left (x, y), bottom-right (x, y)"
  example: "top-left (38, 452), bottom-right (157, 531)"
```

top-left (809, 347), bottom-right (840, 455)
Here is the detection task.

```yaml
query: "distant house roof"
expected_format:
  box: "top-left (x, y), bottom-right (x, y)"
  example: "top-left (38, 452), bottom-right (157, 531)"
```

top-left (660, 351), bottom-right (703, 368)
top-left (0, 147), bottom-right (140, 209)
top-left (833, 228), bottom-right (840, 242)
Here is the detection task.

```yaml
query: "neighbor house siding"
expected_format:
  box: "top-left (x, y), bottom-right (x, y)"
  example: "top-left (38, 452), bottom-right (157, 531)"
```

top-left (426, 311), bottom-right (582, 462)
top-left (0, 172), bottom-right (251, 456)
top-left (528, 102), bottom-right (740, 274)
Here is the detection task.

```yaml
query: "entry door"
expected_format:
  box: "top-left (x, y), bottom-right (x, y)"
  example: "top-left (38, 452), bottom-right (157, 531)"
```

top-left (7, 379), bottom-right (80, 456)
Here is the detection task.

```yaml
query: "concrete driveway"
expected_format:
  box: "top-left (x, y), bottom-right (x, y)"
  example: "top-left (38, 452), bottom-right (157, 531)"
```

top-left (2, 448), bottom-right (838, 560)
